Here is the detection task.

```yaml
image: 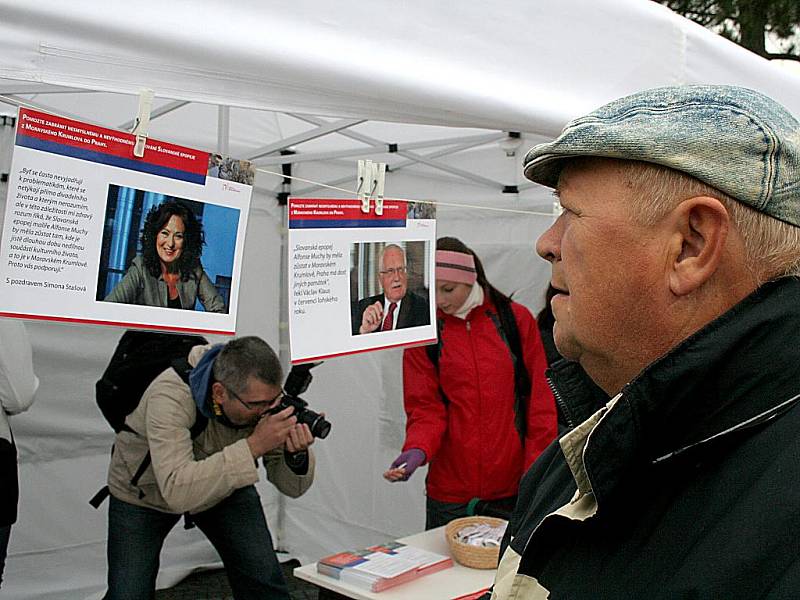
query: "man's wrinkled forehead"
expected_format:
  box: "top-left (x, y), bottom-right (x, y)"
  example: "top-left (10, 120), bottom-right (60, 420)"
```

top-left (556, 157), bottom-right (620, 193)
top-left (382, 247), bottom-right (405, 266)
top-left (556, 157), bottom-right (592, 188)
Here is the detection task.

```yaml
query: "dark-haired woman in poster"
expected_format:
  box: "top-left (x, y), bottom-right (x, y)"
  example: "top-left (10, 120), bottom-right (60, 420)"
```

top-left (105, 200), bottom-right (226, 313)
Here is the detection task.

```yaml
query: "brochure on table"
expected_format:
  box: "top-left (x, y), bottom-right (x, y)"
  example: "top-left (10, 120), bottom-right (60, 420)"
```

top-left (317, 540), bottom-right (452, 593)
top-left (0, 108), bottom-right (251, 335)
top-left (288, 197), bottom-right (436, 363)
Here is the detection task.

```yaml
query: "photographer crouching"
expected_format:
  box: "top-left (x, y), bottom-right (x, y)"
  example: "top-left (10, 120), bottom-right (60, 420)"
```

top-left (102, 336), bottom-right (318, 600)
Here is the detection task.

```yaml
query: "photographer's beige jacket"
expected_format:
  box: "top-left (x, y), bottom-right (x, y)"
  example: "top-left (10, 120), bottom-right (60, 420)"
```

top-left (107, 345), bottom-right (314, 514)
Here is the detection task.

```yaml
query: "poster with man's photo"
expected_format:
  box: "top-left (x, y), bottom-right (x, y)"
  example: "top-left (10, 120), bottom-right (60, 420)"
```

top-left (0, 108), bottom-right (251, 335)
top-left (287, 197), bottom-right (437, 363)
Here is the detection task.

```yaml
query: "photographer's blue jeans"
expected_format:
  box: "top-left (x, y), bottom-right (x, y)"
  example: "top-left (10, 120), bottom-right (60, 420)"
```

top-left (0, 524), bottom-right (10, 589)
top-left (103, 486), bottom-right (288, 600)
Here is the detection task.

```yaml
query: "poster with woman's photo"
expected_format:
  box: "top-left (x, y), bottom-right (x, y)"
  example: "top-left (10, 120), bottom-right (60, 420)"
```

top-left (0, 108), bottom-right (250, 335)
top-left (288, 197), bottom-right (437, 363)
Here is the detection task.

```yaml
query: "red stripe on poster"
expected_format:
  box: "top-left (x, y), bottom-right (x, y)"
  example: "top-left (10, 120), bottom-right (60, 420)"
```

top-left (17, 108), bottom-right (208, 176)
top-left (0, 312), bottom-right (234, 336)
top-left (288, 198), bottom-right (407, 222)
top-left (292, 337), bottom-right (437, 364)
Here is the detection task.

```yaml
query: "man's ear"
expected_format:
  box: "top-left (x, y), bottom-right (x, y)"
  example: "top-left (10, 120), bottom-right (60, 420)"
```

top-left (211, 381), bottom-right (226, 405)
top-left (667, 196), bottom-right (730, 296)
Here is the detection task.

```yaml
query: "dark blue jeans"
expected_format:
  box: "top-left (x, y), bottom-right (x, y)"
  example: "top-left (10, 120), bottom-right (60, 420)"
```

top-left (425, 495), bottom-right (517, 530)
top-left (425, 497), bottom-right (469, 530)
top-left (103, 486), bottom-right (288, 600)
top-left (0, 524), bottom-right (10, 589)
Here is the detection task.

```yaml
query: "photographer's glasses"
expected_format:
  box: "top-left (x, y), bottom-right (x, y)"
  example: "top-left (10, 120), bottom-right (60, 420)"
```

top-left (225, 385), bottom-right (285, 412)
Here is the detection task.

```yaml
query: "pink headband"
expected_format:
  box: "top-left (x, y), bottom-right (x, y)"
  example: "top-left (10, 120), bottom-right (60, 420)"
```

top-left (436, 250), bottom-right (477, 284)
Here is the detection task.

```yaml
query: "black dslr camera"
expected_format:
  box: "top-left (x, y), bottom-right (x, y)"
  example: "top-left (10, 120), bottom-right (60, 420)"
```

top-left (268, 362), bottom-right (330, 439)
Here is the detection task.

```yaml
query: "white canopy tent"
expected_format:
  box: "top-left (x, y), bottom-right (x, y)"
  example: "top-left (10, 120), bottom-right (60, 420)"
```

top-left (1, 1), bottom-right (799, 598)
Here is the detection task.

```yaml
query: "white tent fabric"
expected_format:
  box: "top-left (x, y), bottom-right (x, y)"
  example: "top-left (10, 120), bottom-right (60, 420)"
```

top-left (2, 0), bottom-right (800, 133)
top-left (1, 2), bottom-right (800, 599)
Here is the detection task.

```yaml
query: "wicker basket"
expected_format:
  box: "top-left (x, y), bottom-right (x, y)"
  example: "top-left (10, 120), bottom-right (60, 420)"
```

top-left (444, 516), bottom-right (507, 569)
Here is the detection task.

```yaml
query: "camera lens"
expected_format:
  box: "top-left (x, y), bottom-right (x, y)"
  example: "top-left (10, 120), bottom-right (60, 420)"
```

top-left (301, 410), bottom-right (331, 439)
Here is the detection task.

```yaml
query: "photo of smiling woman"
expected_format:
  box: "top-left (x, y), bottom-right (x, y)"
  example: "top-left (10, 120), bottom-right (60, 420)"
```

top-left (102, 199), bottom-right (227, 313)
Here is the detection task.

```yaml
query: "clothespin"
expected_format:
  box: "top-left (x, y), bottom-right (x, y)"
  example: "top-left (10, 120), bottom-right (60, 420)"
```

top-left (356, 159), bottom-right (387, 214)
top-left (130, 89), bottom-right (154, 158)
top-left (357, 159), bottom-right (373, 213)
top-left (373, 163), bottom-right (387, 216)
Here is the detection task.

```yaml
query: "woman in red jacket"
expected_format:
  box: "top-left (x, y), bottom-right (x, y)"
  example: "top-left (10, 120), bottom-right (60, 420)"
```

top-left (384, 237), bottom-right (557, 529)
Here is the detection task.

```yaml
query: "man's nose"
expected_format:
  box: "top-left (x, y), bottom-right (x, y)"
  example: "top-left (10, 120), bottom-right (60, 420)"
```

top-left (536, 219), bottom-right (562, 263)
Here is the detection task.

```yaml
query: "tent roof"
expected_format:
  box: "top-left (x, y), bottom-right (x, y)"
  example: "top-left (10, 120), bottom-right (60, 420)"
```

top-left (3, 4), bottom-right (800, 599)
top-left (2, 0), bottom-right (800, 138)
top-left (3, 0), bottom-right (799, 205)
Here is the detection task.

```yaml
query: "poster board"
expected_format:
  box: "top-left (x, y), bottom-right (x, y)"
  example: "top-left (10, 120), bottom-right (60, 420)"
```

top-left (0, 108), bottom-right (251, 335)
top-left (288, 198), bottom-right (437, 363)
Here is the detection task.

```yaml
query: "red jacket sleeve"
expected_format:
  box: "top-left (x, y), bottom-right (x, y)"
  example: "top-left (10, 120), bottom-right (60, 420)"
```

top-left (401, 345), bottom-right (448, 463)
top-left (513, 303), bottom-right (558, 470)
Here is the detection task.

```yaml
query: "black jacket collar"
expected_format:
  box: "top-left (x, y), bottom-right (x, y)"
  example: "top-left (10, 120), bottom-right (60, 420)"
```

top-left (552, 277), bottom-right (800, 508)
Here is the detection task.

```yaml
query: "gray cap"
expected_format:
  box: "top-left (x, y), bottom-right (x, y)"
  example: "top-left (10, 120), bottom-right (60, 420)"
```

top-left (523, 85), bottom-right (800, 227)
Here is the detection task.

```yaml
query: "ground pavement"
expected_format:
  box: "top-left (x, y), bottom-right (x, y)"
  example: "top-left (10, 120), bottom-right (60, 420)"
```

top-left (154, 560), bottom-right (318, 600)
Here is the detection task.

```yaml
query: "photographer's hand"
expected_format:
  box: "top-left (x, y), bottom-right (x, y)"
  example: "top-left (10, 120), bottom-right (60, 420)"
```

top-left (247, 405), bottom-right (297, 458)
top-left (285, 422), bottom-right (314, 453)
top-left (359, 301), bottom-right (384, 334)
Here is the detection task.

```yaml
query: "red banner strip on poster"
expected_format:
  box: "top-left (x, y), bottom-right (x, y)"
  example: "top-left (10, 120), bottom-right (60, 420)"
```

top-left (288, 198), bottom-right (407, 229)
top-left (16, 108), bottom-right (208, 181)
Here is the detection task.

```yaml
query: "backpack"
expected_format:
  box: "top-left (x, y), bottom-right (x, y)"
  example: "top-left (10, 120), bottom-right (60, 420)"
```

top-left (90, 330), bottom-right (209, 512)
top-left (426, 300), bottom-right (531, 445)
top-left (95, 330), bottom-right (208, 433)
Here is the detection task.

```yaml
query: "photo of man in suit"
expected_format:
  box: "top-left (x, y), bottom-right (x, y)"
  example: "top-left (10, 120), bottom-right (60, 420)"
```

top-left (352, 244), bottom-right (430, 335)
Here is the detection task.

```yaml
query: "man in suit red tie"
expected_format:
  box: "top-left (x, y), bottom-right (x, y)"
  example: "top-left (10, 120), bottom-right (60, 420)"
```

top-left (353, 244), bottom-right (431, 335)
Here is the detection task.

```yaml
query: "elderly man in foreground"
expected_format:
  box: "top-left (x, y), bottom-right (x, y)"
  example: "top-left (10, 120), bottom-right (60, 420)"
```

top-left (491, 86), bottom-right (800, 598)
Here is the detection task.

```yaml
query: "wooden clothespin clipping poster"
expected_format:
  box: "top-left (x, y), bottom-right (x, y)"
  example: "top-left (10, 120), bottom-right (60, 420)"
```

top-left (357, 159), bottom-right (387, 214)
top-left (131, 89), bottom-right (154, 158)
top-left (373, 162), bottom-right (387, 216)
top-left (357, 159), bottom-right (373, 213)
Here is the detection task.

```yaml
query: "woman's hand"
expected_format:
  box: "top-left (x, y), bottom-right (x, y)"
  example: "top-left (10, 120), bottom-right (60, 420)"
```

top-left (383, 448), bottom-right (426, 482)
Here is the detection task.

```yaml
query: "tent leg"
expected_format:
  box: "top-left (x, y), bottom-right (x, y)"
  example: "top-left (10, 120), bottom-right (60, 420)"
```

top-left (217, 105), bottom-right (230, 155)
top-left (275, 198), bottom-right (289, 553)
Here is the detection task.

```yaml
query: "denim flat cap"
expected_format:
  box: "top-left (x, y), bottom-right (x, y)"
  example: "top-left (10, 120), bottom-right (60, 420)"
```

top-left (523, 85), bottom-right (800, 227)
